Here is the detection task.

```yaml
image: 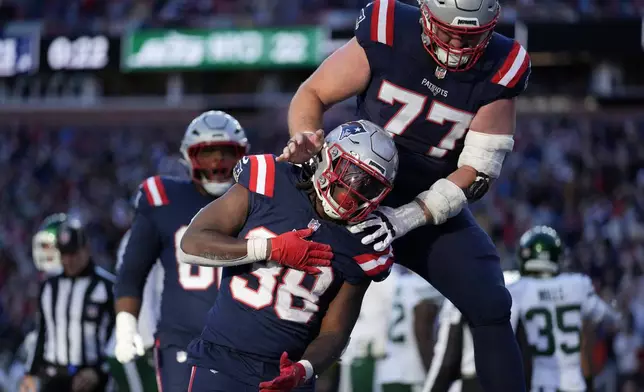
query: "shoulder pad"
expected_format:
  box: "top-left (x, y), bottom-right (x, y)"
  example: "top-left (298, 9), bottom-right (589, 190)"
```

top-left (352, 246), bottom-right (395, 282)
top-left (136, 176), bottom-right (170, 209)
top-left (490, 39), bottom-right (531, 90)
top-left (233, 154), bottom-right (279, 197)
top-left (355, 0), bottom-right (397, 47)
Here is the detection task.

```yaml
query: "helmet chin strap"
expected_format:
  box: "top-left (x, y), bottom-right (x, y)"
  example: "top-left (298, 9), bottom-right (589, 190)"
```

top-left (202, 179), bottom-right (233, 196)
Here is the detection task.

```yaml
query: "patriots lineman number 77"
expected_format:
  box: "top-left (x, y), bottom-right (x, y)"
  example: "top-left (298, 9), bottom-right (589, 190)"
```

top-left (279, 0), bottom-right (531, 391)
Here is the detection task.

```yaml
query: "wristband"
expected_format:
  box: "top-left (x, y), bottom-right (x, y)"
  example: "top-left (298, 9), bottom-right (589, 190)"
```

top-left (298, 360), bottom-right (314, 381)
top-left (247, 238), bottom-right (269, 262)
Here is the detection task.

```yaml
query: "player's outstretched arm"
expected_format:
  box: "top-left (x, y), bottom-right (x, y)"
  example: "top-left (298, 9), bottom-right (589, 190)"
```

top-left (179, 184), bottom-right (333, 273)
top-left (350, 99), bottom-right (517, 251)
top-left (279, 38), bottom-right (371, 163)
top-left (114, 196), bottom-right (164, 363)
top-left (259, 281), bottom-right (370, 391)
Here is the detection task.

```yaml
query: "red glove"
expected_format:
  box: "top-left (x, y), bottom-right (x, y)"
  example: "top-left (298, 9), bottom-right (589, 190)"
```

top-left (269, 228), bottom-right (332, 274)
top-left (259, 352), bottom-right (308, 392)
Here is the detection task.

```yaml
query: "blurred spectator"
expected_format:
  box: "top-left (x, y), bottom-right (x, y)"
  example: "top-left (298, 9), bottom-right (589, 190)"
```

top-left (613, 313), bottom-right (642, 391)
top-left (3, 0), bottom-right (644, 34)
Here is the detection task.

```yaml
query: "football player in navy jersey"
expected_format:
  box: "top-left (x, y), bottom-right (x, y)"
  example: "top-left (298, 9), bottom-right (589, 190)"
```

top-left (178, 120), bottom-right (398, 392)
top-left (279, 0), bottom-right (531, 391)
top-left (113, 110), bottom-right (250, 392)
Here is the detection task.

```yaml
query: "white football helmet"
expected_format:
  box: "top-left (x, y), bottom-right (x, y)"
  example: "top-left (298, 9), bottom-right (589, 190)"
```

top-left (312, 120), bottom-right (398, 223)
top-left (32, 213), bottom-right (67, 275)
top-left (418, 0), bottom-right (500, 70)
top-left (180, 110), bottom-right (249, 196)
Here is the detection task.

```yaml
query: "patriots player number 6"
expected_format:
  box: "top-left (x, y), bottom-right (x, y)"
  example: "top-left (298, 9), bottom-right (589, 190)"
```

top-left (230, 227), bottom-right (334, 324)
top-left (175, 226), bottom-right (217, 290)
top-left (378, 80), bottom-right (474, 158)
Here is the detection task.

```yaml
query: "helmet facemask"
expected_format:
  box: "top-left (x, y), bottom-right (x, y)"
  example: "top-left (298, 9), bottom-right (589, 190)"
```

top-left (419, 3), bottom-right (498, 71)
top-left (313, 144), bottom-right (392, 223)
top-left (185, 142), bottom-right (246, 196)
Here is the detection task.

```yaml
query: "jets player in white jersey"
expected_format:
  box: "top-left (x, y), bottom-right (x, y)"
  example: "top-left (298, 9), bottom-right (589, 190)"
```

top-left (339, 268), bottom-right (398, 392)
top-left (422, 271), bottom-right (520, 392)
top-left (105, 230), bottom-right (163, 392)
top-left (509, 226), bottom-right (621, 392)
top-left (377, 266), bottom-right (443, 392)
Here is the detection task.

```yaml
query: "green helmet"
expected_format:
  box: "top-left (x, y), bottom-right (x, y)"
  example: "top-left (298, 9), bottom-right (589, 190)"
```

top-left (32, 213), bottom-right (67, 275)
top-left (517, 225), bottom-right (563, 276)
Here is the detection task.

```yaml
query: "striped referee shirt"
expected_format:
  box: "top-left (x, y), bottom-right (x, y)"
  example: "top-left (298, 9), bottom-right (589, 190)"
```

top-left (27, 262), bottom-right (115, 374)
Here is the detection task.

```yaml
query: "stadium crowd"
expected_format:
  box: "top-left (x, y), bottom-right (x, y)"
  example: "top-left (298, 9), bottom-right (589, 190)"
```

top-left (1, 0), bottom-right (642, 32)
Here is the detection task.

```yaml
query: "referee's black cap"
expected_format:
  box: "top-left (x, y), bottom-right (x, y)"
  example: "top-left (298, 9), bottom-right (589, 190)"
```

top-left (55, 219), bottom-right (88, 254)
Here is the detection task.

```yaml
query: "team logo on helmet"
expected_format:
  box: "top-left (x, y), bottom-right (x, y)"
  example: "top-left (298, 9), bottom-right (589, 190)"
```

top-left (339, 124), bottom-right (367, 140)
top-left (233, 161), bottom-right (243, 182)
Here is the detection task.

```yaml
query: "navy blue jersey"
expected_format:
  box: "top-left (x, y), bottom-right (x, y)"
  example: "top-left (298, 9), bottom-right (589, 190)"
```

top-left (115, 176), bottom-right (220, 349)
top-left (188, 154), bottom-right (394, 385)
top-left (355, 0), bottom-right (530, 201)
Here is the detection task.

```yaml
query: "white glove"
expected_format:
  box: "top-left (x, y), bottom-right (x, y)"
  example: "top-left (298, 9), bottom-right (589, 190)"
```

top-left (114, 312), bottom-right (145, 363)
top-left (348, 203), bottom-right (427, 251)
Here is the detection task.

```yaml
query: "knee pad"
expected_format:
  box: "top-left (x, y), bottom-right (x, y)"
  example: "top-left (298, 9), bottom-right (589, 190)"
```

top-left (464, 284), bottom-right (512, 327)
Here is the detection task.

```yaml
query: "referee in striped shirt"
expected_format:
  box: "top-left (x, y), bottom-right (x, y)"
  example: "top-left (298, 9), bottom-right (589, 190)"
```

top-left (20, 219), bottom-right (115, 392)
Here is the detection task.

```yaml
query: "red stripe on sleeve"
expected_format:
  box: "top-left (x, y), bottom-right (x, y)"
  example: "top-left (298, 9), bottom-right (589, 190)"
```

top-left (153, 176), bottom-right (169, 205)
top-left (491, 41), bottom-right (520, 84)
top-left (249, 155), bottom-right (259, 193)
top-left (385, 0), bottom-right (394, 46)
top-left (370, 0), bottom-right (380, 42)
top-left (506, 54), bottom-right (530, 88)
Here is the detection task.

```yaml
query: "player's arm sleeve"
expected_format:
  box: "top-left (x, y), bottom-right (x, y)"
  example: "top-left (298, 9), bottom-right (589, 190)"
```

top-left (351, 246), bottom-right (395, 283)
top-left (579, 276), bottom-right (619, 325)
top-left (233, 154), bottom-right (277, 199)
top-left (483, 41), bottom-right (531, 105)
top-left (423, 302), bottom-right (463, 392)
top-left (26, 282), bottom-right (47, 375)
top-left (354, 1), bottom-right (394, 73)
top-left (114, 189), bottom-right (162, 300)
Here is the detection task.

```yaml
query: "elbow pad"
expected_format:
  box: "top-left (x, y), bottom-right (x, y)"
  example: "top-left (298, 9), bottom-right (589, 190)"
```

top-left (457, 130), bottom-right (514, 178)
top-left (417, 179), bottom-right (467, 225)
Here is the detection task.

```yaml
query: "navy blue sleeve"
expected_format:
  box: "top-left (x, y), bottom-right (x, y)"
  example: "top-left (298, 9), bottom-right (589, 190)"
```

top-left (351, 246), bottom-right (395, 282)
top-left (481, 41), bottom-right (531, 106)
top-left (354, 0), bottom-right (396, 76)
top-left (114, 186), bottom-right (162, 299)
top-left (233, 154), bottom-right (277, 198)
top-left (333, 238), bottom-right (395, 285)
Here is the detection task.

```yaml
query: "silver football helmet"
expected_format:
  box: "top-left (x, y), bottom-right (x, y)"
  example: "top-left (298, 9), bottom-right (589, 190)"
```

top-left (312, 120), bottom-right (398, 223)
top-left (180, 110), bottom-right (250, 196)
top-left (32, 213), bottom-right (67, 275)
top-left (418, 0), bottom-right (499, 70)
